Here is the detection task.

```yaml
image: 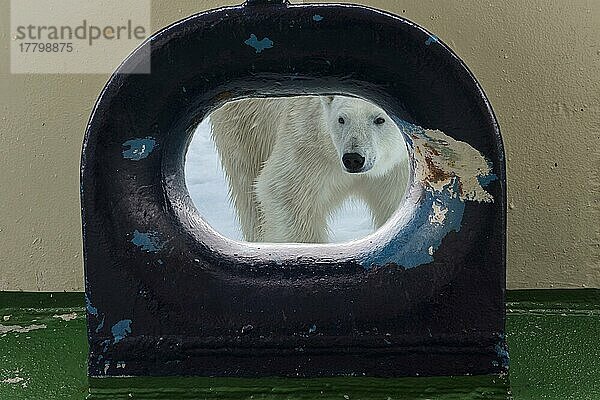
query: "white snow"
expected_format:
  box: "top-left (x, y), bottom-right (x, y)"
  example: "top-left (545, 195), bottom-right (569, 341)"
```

top-left (184, 118), bottom-right (376, 243)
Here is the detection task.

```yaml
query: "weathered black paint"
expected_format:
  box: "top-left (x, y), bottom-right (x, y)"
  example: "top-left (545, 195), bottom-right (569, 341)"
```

top-left (82, 2), bottom-right (507, 377)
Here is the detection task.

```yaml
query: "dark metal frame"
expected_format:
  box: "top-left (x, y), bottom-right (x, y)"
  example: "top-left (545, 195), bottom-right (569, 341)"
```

top-left (82, 1), bottom-right (507, 377)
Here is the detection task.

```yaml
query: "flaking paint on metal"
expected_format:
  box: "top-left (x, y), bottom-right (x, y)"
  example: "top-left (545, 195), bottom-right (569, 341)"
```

top-left (244, 34), bottom-right (274, 53)
top-left (0, 324), bottom-right (47, 334)
top-left (111, 320), bottom-right (132, 344)
top-left (362, 120), bottom-right (496, 269)
top-left (122, 137), bottom-right (157, 161)
top-left (85, 294), bottom-right (97, 316)
top-left (131, 230), bottom-right (165, 253)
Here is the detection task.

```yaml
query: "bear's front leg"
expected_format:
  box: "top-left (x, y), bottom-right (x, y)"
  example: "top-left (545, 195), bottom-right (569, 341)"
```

top-left (254, 158), bottom-right (330, 243)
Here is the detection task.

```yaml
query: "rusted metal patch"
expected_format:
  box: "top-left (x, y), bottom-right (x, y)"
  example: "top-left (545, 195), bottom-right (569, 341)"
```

top-left (412, 129), bottom-right (495, 203)
top-left (362, 120), bottom-right (497, 269)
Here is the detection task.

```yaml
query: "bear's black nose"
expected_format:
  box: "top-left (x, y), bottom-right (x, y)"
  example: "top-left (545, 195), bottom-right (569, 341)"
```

top-left (342, 153), bottom-right (365, 172)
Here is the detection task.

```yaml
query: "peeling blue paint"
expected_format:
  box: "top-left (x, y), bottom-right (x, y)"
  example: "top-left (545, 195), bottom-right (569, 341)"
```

top-left (363, 117), bottom-right (496, 269)
top-left (425, 34), bottom-right (439, 46)
top-left (122, 137), bottom-right (156, 161)
top-left (478, 173), bottom-right (498, 187)
top-left (495, 332), bottom-right (510, 368)
top-left (157, 259), bottom-right (164, 265)
top-left (101, 339), bottom-right (110, 353)
top-left (96, 315), bottom-right (105, 333)
top-left (309, 324), bottom-right (317, 333)
top-left (86, 294), bottom-right (106, 334)
top-left (365, 179), bottom-right (464, 269)
top-left (85, 294), bottom-right (98, 316)
top-left (362, 117), bottom-right (459, 269)
top-left (495, 343), bottom-right (510, 368)
top-left (244, 34), bottom-right (273, 53)
top-left (111, 319), bottom-right (132, 344)
top-left (131, 230), bottom-right (164, 252)
top-left (312, 14), bottom-right (324, 21)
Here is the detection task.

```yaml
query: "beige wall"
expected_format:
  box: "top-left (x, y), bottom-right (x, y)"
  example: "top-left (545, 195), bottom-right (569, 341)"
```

top-left (0, 0), bottom-right (598, 291)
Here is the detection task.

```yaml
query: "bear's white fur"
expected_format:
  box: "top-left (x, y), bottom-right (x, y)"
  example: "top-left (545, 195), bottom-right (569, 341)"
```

top-left (209, 95), bottom-right (409, 243)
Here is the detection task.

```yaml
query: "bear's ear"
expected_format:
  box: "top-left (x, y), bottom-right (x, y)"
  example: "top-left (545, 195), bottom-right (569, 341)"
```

top-left (320, 95), bottom-right (335, 107)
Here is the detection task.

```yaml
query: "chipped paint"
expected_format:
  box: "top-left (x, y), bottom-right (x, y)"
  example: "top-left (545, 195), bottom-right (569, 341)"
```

top-left (0, 368), bottom-right (28, 389)
top-left (478, 173), bottom-right (498, 187)
top-left (495, 343), bottom-right (510, 368)
top-left (52, 312), bottom-right (78, 321)
top-left (96, 315), bottom-right (105, 333)
top-left (312, 14), bottom-right (324, 21)
top-left (365, 178), bottom-right (465, 268)
top-left (0, 324), bottom-right (46, 334)
top-left (410, 128), bottom-right (495, 203)
top-left (495, 333), bottom-right (510, 369)
top-left (100, 339), bottom-right (110, 353)
top-left (86, 293), bottom-right (106, 333)
top-left (111, 319), bottom-right (132, 344)
top-left (363, 119), bottom-right (496, 269)
top-left (425, 34), bottom-right (438, 45)
top-left (131, 230), bottom-right (164, 252)
top-left (429, 201), bottom-right (448, 225)
top-left (85, 294), bottom-right (98, 316)
top-left (122, 137), bottom-right (157, 161)
top-left (1, 376), bottom-right (24, 384)
top-left (309, 324), bottom-right (317, 333)
top-left (244, 34), bottom-right (273, 53)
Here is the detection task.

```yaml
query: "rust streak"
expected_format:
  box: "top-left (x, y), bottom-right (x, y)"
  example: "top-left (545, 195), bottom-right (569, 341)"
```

top-left (424, 156), bottom-right (453, 183)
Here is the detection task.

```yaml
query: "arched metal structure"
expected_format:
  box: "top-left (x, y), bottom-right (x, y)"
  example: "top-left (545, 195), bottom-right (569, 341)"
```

top-left (82, 0), bottom-right (507, 377)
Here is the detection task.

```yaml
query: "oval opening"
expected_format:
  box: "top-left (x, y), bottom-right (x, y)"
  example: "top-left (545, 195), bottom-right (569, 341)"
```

top-left (184, 95), bottom-right (412, 245)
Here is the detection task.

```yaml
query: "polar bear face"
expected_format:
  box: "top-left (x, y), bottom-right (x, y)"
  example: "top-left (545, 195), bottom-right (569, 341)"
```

top-left (321, 96), bottom-right (407, 177)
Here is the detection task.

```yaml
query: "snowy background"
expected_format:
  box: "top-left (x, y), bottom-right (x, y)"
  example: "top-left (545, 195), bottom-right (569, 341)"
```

top-left (185, 118), bottom-right (378, 243)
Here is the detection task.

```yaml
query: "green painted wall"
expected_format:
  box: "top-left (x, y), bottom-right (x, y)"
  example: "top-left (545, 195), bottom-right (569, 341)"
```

top-left (0, 0), bottom-right (598, 291)
top-left (1, 291), bottom-right (599, 399)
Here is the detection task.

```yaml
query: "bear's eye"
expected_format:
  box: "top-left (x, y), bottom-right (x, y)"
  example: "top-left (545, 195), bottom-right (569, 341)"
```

top-left (338, 117), bottom-right (345, 124)
top-left (375, 117), bottom-right (385, 125)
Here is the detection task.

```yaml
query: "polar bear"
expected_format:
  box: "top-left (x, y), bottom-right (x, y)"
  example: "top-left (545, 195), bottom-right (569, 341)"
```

top-left (209, 95), bottom-right (409, 243)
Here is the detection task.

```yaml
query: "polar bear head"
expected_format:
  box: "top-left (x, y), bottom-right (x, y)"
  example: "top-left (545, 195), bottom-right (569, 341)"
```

top-left (321, 95), bottom-right (407, 176)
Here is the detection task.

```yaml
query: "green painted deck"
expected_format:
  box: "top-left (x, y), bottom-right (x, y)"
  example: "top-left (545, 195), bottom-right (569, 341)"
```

top-left (0, 290), bottom-right (598, 399)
